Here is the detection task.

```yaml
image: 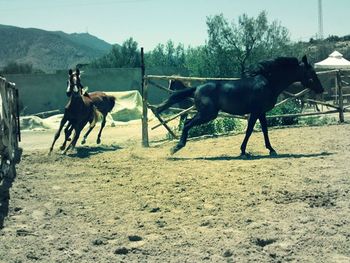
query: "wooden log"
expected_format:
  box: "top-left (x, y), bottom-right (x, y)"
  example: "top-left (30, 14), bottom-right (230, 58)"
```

top-left (337, 72), bottom-right (345, 122)
top-left (304, 99), bottom-right (340, 110)
top-left (141, 48), bottom-right (149, 147)
top-left (15, 88), bottom-right (21, 142)
top-left (266, 110), bottom-right (339, 119)
top-left (282, 88), bottom-right (309, 98)
top-left (276, 89), bottom-right (310, 107)
top-left (33, 109), bottom-right (61, 118)
top-left (149, 108), bottom-right (178, 139)
top-left (148, 80), bottom-right (174, 94)
top-left (146, 75), bottom-right (239, 82)
top-left (316, 69), bottom-right (339, 75)
top-left (151, 106), bottom-right (195, 130)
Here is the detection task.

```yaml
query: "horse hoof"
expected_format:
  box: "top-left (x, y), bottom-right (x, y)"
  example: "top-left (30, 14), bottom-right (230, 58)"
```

top-left (96, 138), bottom-right (101, 144)
top-left (269, 150), bottom-right (278, 156)
top-left (81, 139), bottom-right (86, 145)
top-left (170, 144), bottom-right (183, 155)
top-left (60, 145), bottom-right (66, 150)
top-left (240, 152), bottom-right (252, 159)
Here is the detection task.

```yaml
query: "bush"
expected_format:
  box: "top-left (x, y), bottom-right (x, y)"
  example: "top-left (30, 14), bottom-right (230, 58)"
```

top-left (188, 117), bottom-right (243, 138)
top-left (266, 100), bottom-right (302, 127)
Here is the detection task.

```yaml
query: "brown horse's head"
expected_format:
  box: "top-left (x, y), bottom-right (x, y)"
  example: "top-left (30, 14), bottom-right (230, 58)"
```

top-left (66, 69), bottom-right (83, 97)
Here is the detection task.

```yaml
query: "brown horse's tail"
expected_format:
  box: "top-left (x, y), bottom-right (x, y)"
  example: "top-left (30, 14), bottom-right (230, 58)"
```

top-left (107, 96), bottom-right (116, 112)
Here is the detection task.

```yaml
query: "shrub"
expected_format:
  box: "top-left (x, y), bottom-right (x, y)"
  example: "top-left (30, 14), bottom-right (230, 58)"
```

top-left (266, 100), bottom-right (302, 127)
top-left (188, 117), bottom-right (243, 138)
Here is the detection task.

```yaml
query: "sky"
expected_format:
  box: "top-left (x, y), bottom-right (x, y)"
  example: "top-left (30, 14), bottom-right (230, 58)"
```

top-left (0, 0), bottom-right (349, 51)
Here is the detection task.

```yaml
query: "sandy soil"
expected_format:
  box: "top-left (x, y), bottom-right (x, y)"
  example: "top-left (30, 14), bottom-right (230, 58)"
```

top-left (1, 121), bottom-right (350, 262)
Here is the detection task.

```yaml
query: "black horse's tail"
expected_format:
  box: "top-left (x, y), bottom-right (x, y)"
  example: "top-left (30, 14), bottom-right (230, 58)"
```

top-left (156, 87), bottom-right (196, 114)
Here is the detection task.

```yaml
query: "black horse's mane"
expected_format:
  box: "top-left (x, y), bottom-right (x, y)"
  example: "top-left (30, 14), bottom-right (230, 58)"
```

top-left (248, 57), bottom-right (299, 78)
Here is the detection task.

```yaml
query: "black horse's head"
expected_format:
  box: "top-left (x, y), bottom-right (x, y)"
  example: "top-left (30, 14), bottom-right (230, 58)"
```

top-left (299, 55), bottom-right (324, 94)
top-left (66, 69), bottom-right (83, 97)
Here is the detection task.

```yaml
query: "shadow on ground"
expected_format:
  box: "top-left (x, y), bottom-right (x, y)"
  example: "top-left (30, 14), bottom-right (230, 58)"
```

top-left (67, 144), bottom-right (123, 158)
top-left (167, 152), bottom-right (333, 161)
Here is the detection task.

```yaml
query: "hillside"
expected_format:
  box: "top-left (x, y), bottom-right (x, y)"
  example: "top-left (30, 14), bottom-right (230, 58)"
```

top-left (0, 24), bottom-right (113, 72)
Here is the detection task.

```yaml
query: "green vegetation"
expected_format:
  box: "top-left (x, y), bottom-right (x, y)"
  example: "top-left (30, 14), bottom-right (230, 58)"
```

top-left (1, 61), bottom-right (33, 74)
top-left (90, 38), bottom-right (141, 68)
top-left (266, 100), bottom-right (303, 127)
top-left (2, 11), bottom-right (350, 75)
top-left (175, 117), bottom-right (244, 138)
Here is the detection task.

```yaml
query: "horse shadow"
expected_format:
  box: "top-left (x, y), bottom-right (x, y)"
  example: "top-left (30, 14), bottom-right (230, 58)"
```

top-left (66, 144), bottom-right (122, 158)
top-left (167, 151), bottom-right (333, 161)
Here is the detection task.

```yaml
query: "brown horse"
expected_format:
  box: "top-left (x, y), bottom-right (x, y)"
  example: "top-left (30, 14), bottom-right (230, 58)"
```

top-left (49, 69), bottom-right (98, 154)
top-left (60, 87), bottom-right (116, 149)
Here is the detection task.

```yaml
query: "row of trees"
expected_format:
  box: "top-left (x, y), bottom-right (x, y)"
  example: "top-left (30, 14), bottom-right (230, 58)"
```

top-left (0, 62), bottom-right (35, 75)
top-left (89, 11), bottom-right (314, 77)
top-left (3, 11), bottom-right (349, 76)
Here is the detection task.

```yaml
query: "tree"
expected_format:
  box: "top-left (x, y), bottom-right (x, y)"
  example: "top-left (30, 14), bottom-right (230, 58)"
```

top-left (185, 45), bottom-right (213, 77)
top-left (145, 40), bottom-right (186, 70)
top-left (91, 37), bottom-right (140, 68)
top-left (1, 61), bottom-right (33, 74)
top-left (206, 11), bottom-right (291, 77)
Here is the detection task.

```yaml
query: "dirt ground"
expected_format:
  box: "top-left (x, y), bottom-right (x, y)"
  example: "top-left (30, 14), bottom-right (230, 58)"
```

top-left (1, 120), bottom-right (350, 262)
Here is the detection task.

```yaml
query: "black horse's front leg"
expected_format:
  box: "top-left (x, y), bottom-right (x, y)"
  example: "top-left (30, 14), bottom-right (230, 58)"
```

top-left (240, 114), bottom-right (258, 156)
top-left (259, 113), bottom-right (277, 156)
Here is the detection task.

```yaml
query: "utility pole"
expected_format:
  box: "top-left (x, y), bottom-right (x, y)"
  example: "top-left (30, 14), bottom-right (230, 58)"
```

top-left (318, 0), bottom-right (324, 39)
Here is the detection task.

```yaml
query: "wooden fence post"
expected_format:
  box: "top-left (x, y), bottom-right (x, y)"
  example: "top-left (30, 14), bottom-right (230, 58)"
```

top-left (336, 71), bottom-right (345, 123)
top-left (140, 48), bottom-right (149, 147)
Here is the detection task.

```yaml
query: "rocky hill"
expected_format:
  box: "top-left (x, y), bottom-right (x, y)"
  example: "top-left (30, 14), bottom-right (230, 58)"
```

top-left (0, 24), bottom-right (112, 72)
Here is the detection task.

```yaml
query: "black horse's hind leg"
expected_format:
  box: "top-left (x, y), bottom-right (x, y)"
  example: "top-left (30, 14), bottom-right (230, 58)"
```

top-left (96, 114), bottom-right (107, 144)
top-left (240, 114), bottom-right (258, 156)
top-left (259, 113), bottom-right (277, 156)
top-left (171, 111), bottom-right (217, 154)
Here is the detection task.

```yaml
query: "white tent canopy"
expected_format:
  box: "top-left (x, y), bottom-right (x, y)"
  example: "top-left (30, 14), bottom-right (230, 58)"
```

top-left (315, 50), bottom-right (350, 69)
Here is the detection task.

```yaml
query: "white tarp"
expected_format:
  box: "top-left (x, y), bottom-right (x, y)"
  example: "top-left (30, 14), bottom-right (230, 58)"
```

top-left (315, 50), bottom-right (350, 69)
top-left (105, 90), bottom-right (142, 122)
top-left (21, 90), bottom-right (153, 131)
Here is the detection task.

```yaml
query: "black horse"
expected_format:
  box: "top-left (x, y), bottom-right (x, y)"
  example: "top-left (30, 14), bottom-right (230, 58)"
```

top-left (155, 55), bottom-right (324, 156)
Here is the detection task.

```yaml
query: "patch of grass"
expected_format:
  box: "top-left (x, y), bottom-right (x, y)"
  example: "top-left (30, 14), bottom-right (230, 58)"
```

top-left (299, 115), bottom-right (338, 126)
